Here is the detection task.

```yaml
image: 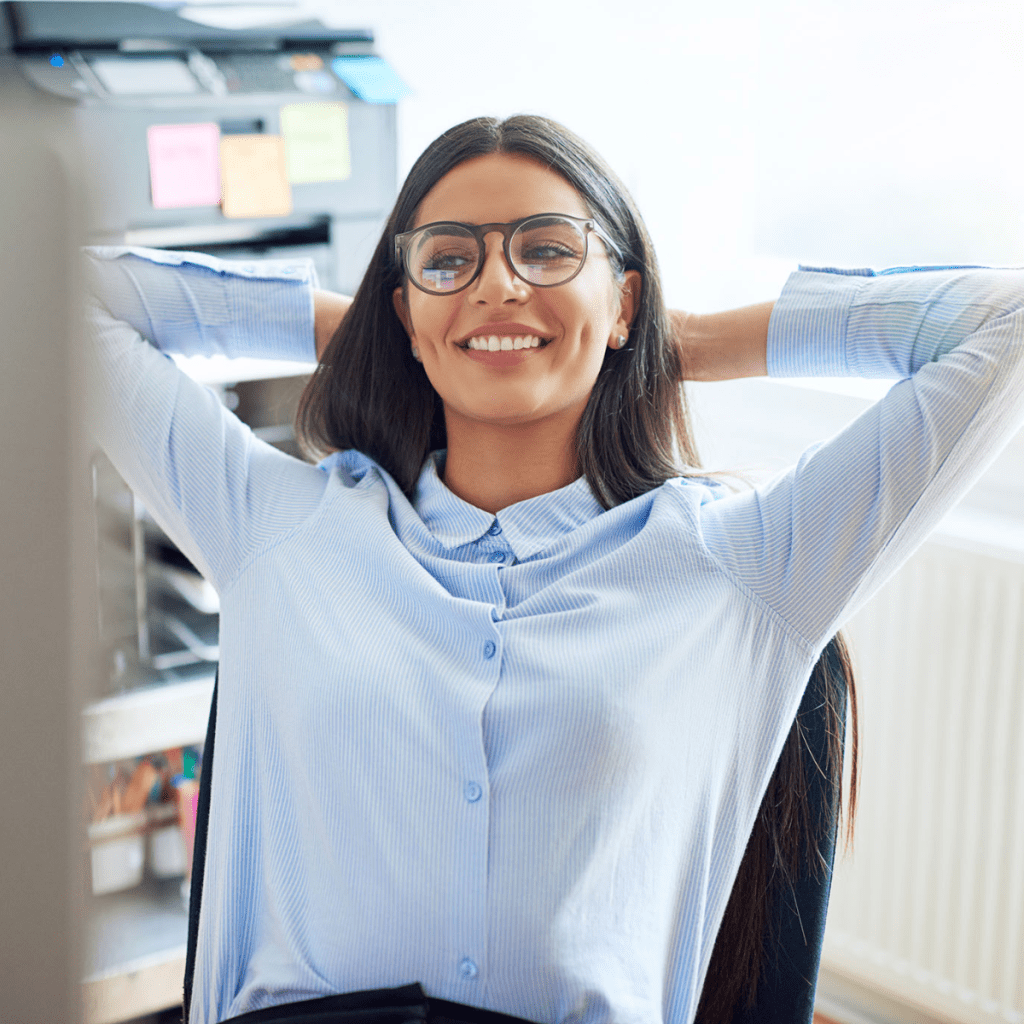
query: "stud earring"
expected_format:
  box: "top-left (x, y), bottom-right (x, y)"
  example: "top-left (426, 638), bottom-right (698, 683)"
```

top-left (615, 335), bottom-right (627, 349)
top-left (412, 346), bottom-right (421, 361)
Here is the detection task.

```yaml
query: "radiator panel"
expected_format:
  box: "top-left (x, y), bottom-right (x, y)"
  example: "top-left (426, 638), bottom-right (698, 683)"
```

top-left (822, 538), bottom-right (1024, 1024)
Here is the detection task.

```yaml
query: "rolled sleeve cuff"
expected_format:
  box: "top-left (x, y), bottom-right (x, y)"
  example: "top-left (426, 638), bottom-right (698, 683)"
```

top-left (766, 265), bottom-right (866, 379)
top-left (82, 245), bottom-right (318, 362)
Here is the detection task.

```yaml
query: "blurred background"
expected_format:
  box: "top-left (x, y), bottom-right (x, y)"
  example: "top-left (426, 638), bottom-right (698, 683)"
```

top-left (0, 2), bottom-right (1021, 1023)
top-left (353, 0), bottom-right (1024, 305)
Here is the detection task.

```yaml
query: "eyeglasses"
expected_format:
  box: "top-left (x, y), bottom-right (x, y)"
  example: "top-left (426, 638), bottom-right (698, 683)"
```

top-left (394, 213), bottom-right (622, 296)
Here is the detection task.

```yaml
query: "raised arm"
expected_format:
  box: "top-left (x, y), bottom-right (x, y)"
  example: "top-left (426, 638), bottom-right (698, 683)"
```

top-left (697, 265), bottom-right (1024, 652)
top-left (83, 247), bottom-right (328, 592)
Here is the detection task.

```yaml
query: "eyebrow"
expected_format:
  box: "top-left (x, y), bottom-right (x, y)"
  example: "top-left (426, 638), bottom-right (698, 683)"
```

top-left (411, 212), bottom-right (590, 229)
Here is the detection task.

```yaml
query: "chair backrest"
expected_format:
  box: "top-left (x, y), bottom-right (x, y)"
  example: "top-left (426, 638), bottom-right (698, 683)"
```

top-left (183, 673), bottom-right (217, 1024)
top-left (698, 638), bottom-right (848, 1024)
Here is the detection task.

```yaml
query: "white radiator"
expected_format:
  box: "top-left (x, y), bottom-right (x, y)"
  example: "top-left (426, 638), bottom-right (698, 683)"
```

top-left (822, 521), bottom-right (1024, 1024)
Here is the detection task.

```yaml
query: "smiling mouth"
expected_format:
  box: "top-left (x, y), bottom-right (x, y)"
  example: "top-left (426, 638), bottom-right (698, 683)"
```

top-left (457, 334), bottom-right (553, 351)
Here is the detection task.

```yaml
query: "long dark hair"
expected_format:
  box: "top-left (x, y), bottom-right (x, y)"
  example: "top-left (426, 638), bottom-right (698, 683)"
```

top-left (296, 114), bottom-right (859, 1023)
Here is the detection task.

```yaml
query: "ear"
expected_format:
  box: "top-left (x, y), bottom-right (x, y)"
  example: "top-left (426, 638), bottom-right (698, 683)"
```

top-left (392, 286), bottom-right (415, 339)
top-left (613, 270), bottom-right (641, 338)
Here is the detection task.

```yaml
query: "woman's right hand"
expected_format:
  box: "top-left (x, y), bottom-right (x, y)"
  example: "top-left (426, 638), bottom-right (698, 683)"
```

top-left (314, 289), bottom-right (353, 361)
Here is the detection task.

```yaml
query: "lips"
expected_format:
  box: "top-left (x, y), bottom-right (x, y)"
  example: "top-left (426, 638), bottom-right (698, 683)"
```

top-left (460, 344), bottom-right (544, 367)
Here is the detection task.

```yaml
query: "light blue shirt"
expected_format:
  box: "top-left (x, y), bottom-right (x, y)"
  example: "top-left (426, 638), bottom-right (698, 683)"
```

top-left (82, 248), bottom-right (1024, 1024)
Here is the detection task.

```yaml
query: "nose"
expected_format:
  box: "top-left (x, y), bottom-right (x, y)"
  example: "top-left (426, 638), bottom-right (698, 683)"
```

top-left (469, 231), bottom-right (528, 304)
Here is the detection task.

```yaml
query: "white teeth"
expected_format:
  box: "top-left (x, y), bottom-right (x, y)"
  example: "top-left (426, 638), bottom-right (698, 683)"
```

top-left (464, 335), bottom-right (546, 351)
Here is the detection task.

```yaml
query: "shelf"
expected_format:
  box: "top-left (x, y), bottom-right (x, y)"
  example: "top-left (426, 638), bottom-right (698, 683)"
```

top-left (171, 351), bottom-right (315, 385)
top-left (83, 674), bottom-right (215, 765)
top-left (83, 875), bottom-right (188, 1024)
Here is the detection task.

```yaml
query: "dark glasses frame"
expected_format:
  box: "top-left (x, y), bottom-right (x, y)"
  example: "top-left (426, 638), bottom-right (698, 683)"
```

top-left (394, 213), bottom-right (623, 296)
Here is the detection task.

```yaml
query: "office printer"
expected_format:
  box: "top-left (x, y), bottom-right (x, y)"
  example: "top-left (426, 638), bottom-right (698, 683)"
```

top-left (2, 0), bottom-right (400, 291)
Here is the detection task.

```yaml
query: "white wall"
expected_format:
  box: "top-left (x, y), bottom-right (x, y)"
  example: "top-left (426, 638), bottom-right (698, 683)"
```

top-left (303, 0), bottom-right (1024, 314)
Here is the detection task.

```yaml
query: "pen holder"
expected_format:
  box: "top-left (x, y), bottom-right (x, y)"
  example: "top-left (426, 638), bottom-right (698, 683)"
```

top-left (147, 801), bottom-right (189, 877)
top-left (88, 812), bottom-right (147, 895)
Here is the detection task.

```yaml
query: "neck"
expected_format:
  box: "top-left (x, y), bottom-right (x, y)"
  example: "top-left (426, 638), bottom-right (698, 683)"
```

top-left (442, 411), bottom-right (580, 514)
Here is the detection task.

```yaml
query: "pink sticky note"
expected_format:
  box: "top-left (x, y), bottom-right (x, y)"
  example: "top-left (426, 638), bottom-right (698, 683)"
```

top-left (147, 122), bottom-right (221, 209)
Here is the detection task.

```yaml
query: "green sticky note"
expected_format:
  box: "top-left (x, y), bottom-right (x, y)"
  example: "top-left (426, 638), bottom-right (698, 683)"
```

top-left (280, 102), bottom-right (352, 184)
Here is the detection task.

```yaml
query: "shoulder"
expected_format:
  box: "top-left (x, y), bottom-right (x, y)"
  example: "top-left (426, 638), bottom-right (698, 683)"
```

top-left (315, 449), bottom-right (396, 498)
top-left (661, 472), bottom-right (744, 506)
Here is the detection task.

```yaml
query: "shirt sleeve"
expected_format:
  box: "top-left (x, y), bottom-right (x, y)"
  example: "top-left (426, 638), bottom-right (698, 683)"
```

top-left (81, 245), bottom-right (319, 361)
top-left (82, 247), bottom-right (327, 593)
top-left (699, 265), bottom-right (1024, 652)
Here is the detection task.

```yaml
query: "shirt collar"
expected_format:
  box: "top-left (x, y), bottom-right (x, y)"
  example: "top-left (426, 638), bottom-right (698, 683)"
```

top-left (414, 451), bottom-right (494, 549)
top-left (415, 450), bottom-right (605, 561)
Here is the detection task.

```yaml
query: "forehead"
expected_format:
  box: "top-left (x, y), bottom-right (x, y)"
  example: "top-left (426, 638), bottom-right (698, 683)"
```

top-left (414, 152), bottom-right (591, 228)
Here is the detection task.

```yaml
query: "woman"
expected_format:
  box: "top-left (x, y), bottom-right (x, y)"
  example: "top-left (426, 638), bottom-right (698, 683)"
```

top-left (84, 114), bottom-right (1024, 1024)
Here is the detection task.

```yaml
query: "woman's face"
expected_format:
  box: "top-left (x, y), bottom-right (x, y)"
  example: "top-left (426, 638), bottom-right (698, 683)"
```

top-left (393, 152), bottom-right (639, 437)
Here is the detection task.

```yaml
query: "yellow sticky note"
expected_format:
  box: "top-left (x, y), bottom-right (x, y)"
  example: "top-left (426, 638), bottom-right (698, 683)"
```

top-left (219, 134), bottom-right (292, 219)
top-left (280, 102), bottom-right (351, 185)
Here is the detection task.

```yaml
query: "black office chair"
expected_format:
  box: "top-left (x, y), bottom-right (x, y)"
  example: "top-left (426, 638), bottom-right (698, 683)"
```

top-left (183, 672), bottom-right (218, 1024)
top-left (184, 640), bottom-right (850, 1024)
top-left (696, 635), bottom-right (851, 1024)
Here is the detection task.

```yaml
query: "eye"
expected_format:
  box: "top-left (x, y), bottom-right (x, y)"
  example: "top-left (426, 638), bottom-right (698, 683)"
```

top-left (514, 220), bottom-right (586, 266)
top-left (422, 249), bottom-right (474, 270)
top-left (520, 241), bottom-right (580, 261)
top-left (412, 231), bottom-right (478, 274)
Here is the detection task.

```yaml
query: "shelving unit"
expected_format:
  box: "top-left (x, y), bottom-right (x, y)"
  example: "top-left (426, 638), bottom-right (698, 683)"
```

top-left (83, 675), bottom-right (215, 768)
top-left (82, 676), bottom-right (213, 1023)
top-left (83, 877), bottom-right (190, 1024)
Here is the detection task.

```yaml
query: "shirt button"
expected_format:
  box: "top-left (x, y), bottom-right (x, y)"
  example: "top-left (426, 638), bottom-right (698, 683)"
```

top-left (483, 640), bottom-right (496, 659)
top-left (487, 522), bottom-right (502, 536)
top-left (463, 781), bottom-right (482, 802)
top-left (459, 958), bottom-right (479, 979)
top-left (487, 551), bottom-right (505, 564)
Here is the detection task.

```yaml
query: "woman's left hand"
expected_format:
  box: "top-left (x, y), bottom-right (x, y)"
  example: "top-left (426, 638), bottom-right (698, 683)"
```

top-left (670, 302), bottom-right (772, 382)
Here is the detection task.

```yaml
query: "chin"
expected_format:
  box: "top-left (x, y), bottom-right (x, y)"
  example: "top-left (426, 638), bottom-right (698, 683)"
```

top-left (455, 396), bottom-right (561, 429)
